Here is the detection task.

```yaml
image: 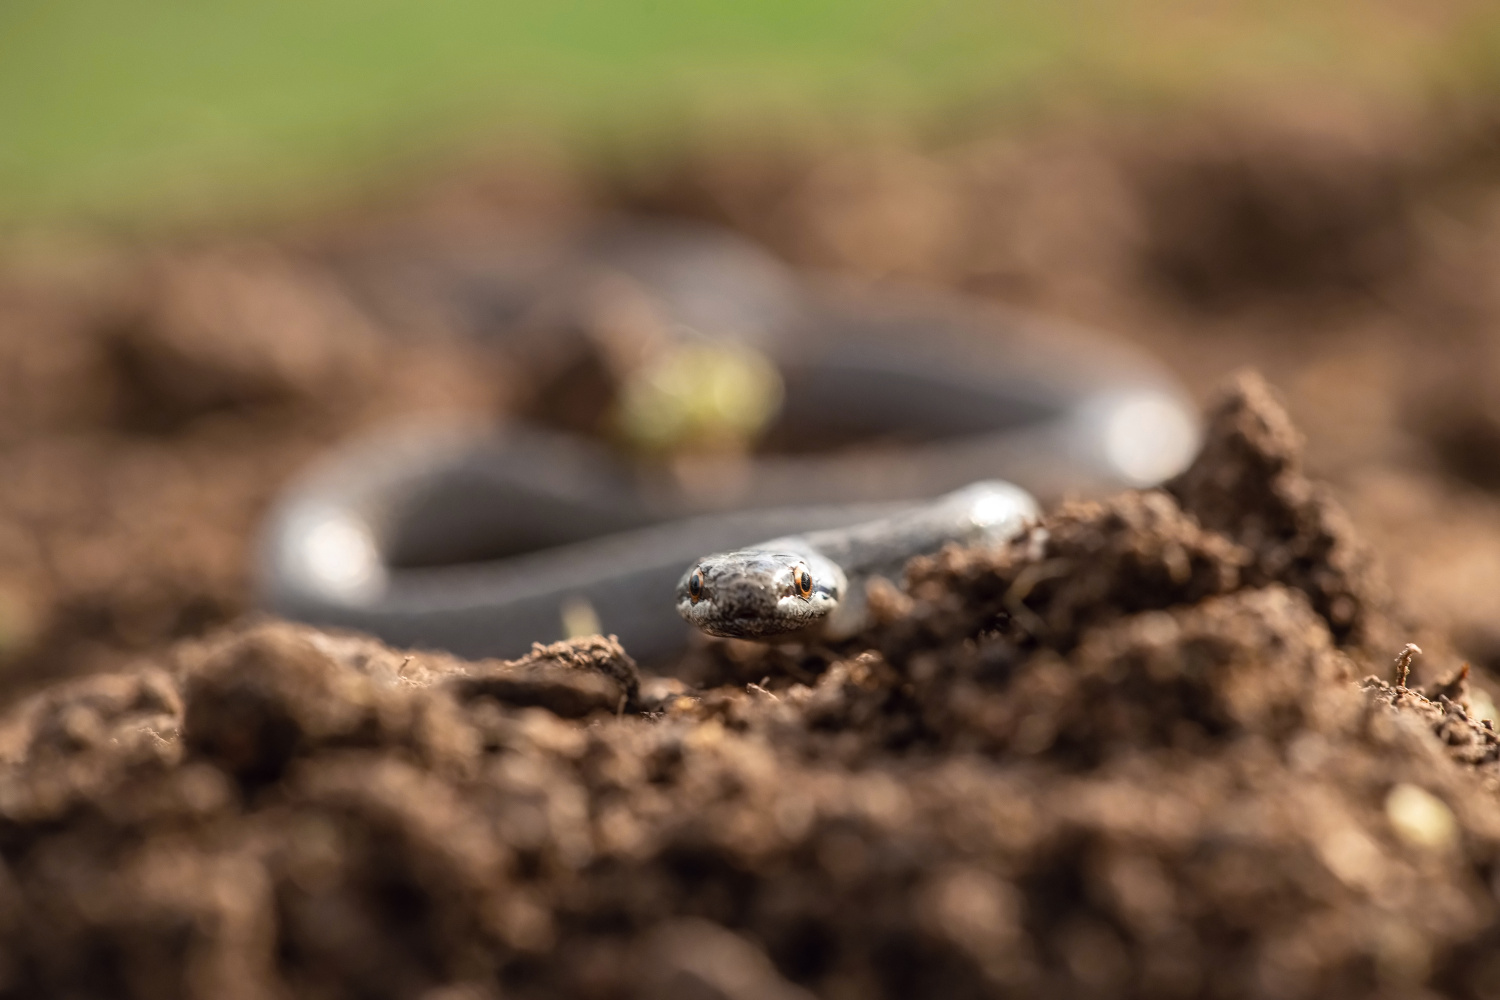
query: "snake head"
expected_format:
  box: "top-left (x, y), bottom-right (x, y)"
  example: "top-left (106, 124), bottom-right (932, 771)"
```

top-left (676, 550), bottom-right (843, 639)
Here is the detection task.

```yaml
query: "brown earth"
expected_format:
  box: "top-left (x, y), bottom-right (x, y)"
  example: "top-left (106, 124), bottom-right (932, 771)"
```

top-left (6, 101), bottom-right (1500, 997)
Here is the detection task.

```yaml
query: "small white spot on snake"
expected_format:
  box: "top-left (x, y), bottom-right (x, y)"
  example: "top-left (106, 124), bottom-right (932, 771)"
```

top-left (300, 514), bottom-right (381, 600)
top-left (1102, 392), bottom-right (1199, 486)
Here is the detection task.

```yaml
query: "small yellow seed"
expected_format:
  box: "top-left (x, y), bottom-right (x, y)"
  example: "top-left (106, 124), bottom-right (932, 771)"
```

top-left (1385, 783), bottom-right (1458, 851)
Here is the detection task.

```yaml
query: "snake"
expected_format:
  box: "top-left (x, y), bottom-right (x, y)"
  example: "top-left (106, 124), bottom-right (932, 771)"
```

top-left (258, 222), bottom-right (1199, 662)
top-left (675, 480), bottom-right (1037, 642)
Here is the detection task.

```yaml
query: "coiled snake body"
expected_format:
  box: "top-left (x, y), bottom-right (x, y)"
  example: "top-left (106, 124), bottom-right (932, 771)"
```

top-left (259, 224), bottom-right (1198, 661)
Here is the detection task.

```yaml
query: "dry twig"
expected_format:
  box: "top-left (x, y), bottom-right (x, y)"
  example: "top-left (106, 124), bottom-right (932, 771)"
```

top-left (1394, 643), bottom-right (1422, 689)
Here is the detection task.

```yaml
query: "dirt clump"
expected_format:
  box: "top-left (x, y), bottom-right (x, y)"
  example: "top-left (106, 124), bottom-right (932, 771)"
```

top-left (1166, 370), bottom-right (1389, 651)
top-left (0, 375), bottom-right (1498, 998)
top-left (103, 249), bottom-right (389, 433)
top-left (1131, 123), bottom-right (1417, 308)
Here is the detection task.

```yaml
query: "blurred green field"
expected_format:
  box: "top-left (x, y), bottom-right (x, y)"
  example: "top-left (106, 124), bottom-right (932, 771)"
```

top-left (2, 1), bottom-right (1498, 229)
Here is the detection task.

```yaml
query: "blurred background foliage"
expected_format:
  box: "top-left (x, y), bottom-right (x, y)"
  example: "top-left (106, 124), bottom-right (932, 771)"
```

top-left (2, 1), bottom-right (1500, 229)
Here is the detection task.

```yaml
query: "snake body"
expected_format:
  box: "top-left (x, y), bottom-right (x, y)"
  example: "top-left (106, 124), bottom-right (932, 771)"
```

top-left (259, 224), bottom-right (1198, 662)
top-left (675, 480), bottom-right (1036, 642)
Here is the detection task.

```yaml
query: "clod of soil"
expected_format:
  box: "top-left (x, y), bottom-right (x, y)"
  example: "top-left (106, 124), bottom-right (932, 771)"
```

top-left (103, 249), bottom-right (388, 433)
top-left (2, 372), bottom-right (1500, 1000)
top-left (1134, 127), bottom-right (1416, 306)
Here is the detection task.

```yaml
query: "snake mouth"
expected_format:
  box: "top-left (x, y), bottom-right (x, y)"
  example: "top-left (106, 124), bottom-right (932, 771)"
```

top-left (682, 597), bottom-right (833, 639)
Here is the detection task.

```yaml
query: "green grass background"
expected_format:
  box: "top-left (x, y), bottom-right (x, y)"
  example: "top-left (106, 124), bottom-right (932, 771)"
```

top-left (3, 1), bottom-right (1499, 229)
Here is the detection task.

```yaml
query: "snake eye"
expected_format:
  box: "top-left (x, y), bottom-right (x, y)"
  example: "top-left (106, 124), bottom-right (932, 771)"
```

top-left (688, 569), bottom-right (704, 604)
top-left (793, 564), bottom-right (813, 599)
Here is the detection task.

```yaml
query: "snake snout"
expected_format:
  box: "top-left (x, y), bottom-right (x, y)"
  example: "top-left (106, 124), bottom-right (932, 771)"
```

top-left (675, 551), bottom-right (835, 639)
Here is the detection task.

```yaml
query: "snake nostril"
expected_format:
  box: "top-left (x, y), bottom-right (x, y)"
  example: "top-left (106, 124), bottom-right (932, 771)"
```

top-left (688, 569), bottom-right (705, 604)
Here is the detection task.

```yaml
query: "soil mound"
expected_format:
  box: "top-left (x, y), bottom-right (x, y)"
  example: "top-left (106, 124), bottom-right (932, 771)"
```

top-left (1, 374), bottom-right (1497, 999)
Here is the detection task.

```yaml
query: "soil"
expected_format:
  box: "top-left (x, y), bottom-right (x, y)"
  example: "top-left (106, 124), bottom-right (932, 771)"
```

top-left (7, 101), bottom-right (1500, 997)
